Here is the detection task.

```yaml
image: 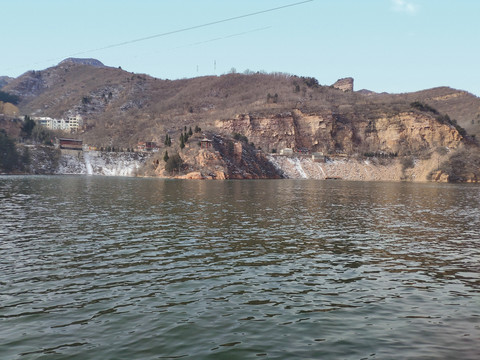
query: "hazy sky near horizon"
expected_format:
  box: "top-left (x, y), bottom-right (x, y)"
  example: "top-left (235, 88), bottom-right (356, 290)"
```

top-left (1, 0), bottom-right (479, 96)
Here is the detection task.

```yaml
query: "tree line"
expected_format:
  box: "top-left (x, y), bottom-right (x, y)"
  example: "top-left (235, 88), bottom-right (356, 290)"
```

top-left (0, 90), bottom-right (20, 105)
top-left (0, 116), bottom-right (57, 173)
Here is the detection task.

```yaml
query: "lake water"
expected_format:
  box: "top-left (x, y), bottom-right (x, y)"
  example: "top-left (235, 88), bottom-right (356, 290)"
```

top-left (1, 176), bottom-right (479, 359)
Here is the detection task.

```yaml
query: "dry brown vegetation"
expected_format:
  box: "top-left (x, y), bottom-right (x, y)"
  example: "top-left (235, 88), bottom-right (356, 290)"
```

top-left (3, 61), bottom-right (480, 151)
top-left (432, 146), bottom-right (480, 182)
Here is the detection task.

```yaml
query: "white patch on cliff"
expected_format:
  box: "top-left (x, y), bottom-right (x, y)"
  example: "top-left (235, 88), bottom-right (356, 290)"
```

top-left (56, 151), bottom-right (147, 176)
top-left (318, 165), bottom-right (326, 178)
top-left (84, 152), bottom-right (93, 175)
top-left (57, 153), bottom-right (87, 174)
top-left (290, 158), bottom-right (308, 179)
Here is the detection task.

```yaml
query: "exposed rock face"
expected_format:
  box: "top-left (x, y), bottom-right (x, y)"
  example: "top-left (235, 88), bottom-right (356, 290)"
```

top-left (59, 58), bottom-right (105, 67)
top-left (360, 113), bottom-right (463, 154)
top-left (268, 155), bottom-right (402, 181)
top-left (216, 110), bottom-right (463, 157)
top-left (216, 113), bottom-right (297, 153)
top-left (432, 146), bottom-right (480, 183)
top-left (17, 145), bottom-right (149, 176)
top-left (153, 133), bottom-right (283, 179)
top-left (332, 77), bottom-right (354, 92)
top-left (430, 170), bottom-right (450, 182)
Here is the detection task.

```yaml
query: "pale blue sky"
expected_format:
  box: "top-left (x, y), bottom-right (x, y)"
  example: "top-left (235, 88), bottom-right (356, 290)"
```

top-left (1, 0), bottom-right (479, 95)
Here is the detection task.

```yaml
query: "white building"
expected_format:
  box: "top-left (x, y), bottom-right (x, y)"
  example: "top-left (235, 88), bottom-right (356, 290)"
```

top-left (34, 116), bottom-right (54, 129)
top-left (33, 115), bottom-right (83, 132)
top-left (66, 115), bottom-right (83, 130)
top-left (280, 148), bottom-right (294, 156)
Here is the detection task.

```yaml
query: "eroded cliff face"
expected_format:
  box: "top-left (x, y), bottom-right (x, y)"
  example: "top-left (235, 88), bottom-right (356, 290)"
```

top-left (332, 77), bottom-right (354, 92)
top-left (151, 133), bottom-right (283, 180)
top-left (216, 110), bottom-right (463, 156)
top-left (362, 113), bottom-right (462, 155)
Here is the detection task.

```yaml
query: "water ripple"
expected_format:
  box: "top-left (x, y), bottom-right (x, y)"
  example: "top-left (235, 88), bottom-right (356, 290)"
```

top-left (1, 177), bottom-right (479, 359)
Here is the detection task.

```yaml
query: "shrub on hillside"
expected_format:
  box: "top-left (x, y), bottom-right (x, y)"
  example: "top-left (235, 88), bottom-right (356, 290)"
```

top-left (400, 156), bottom-right (415, 170)
top-left (410, 101), bottom-right (438, 114)
top-left (233, 133), bottom-right (248, 143)
top-left (165, 154), bottom-right (183, 173)
top-left (434, 147), bottom-right (480, 182)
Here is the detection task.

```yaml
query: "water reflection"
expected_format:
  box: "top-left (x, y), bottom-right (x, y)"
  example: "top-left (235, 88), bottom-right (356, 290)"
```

top-left (0, 176), bottom-right (479, 359)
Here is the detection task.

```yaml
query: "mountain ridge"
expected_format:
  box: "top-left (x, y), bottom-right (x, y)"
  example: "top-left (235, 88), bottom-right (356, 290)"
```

top-left (3, 59), bottom-right (478, 131)
top-left (59, 58), bottom-right (106, 67)
top-left (2, 59), bottom-right (480, 181)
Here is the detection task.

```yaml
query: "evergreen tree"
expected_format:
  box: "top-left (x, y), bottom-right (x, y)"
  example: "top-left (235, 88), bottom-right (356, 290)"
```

top-left (188, 127), bottom-right (193, 136)
top-left (180, 134), bottom-right (185, 149)
top-left (21, 116), bottom-right (36, 139)
top-left (163, 150), bottom-right (169, 162)
top-left (32, 125), bottom-right (53, 145)
top-left (0, 130), bottom-right (19, 172)
top-left (165, 154), bottom-right (183, 173)
top-left (0, 90), bottom-right (20, 105)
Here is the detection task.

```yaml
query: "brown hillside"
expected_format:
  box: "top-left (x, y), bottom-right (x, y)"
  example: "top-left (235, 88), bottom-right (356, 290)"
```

top-left (368, 87), bottom-right (480, 138)
top-left (0, 101), bottom-right (20, 117)
top-left (0, 76), bottom-right (14, 89)
top-left (4, 60), bottom-right (480, 155)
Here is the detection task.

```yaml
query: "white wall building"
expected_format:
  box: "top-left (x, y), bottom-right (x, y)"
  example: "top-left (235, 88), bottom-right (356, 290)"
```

top-left (33, 115), bottom-right (83, 132)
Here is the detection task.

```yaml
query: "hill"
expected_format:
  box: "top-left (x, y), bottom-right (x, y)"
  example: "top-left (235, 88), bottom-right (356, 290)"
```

top-left (59, 58), bottom-right (106, 67)
top-left (4, 60), bottom-right (479, 142)
top-left (2, 59), bottom-right (480, 181)
top-left (0, 76), bottom-right (14, 89)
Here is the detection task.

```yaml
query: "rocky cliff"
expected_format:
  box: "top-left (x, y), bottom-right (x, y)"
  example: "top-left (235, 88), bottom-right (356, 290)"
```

top-left (214, 107), bottom-right (473, 182)
top-left (216, 109), bottom-right (462, 157)
top-left (59, 58), bottom-right (106, 67)
top-left (142, 133), bottom-right (283, 180)
top-left (332, 77), bottom-right (354, 92)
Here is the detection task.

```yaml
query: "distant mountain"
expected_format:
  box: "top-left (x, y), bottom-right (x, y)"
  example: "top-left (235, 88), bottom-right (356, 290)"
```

top-left (0, 76), bottom-right (14, 89)
top-left (59, 58), bottom-right (105, 67)
top-left (356, 89), bottom-right (377, 96)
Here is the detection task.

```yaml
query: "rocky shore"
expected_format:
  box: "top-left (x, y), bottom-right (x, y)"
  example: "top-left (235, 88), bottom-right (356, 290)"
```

top-left (8, 142), bottom-right (478, 183)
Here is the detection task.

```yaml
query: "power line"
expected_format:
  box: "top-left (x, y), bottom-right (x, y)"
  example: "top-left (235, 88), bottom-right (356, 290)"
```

top-left (4, 1), bottom-right (313, 74)
top-left (68, 0), bottom-right (313, 57)
top-left (171, 26), bottom-right (272, 50)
